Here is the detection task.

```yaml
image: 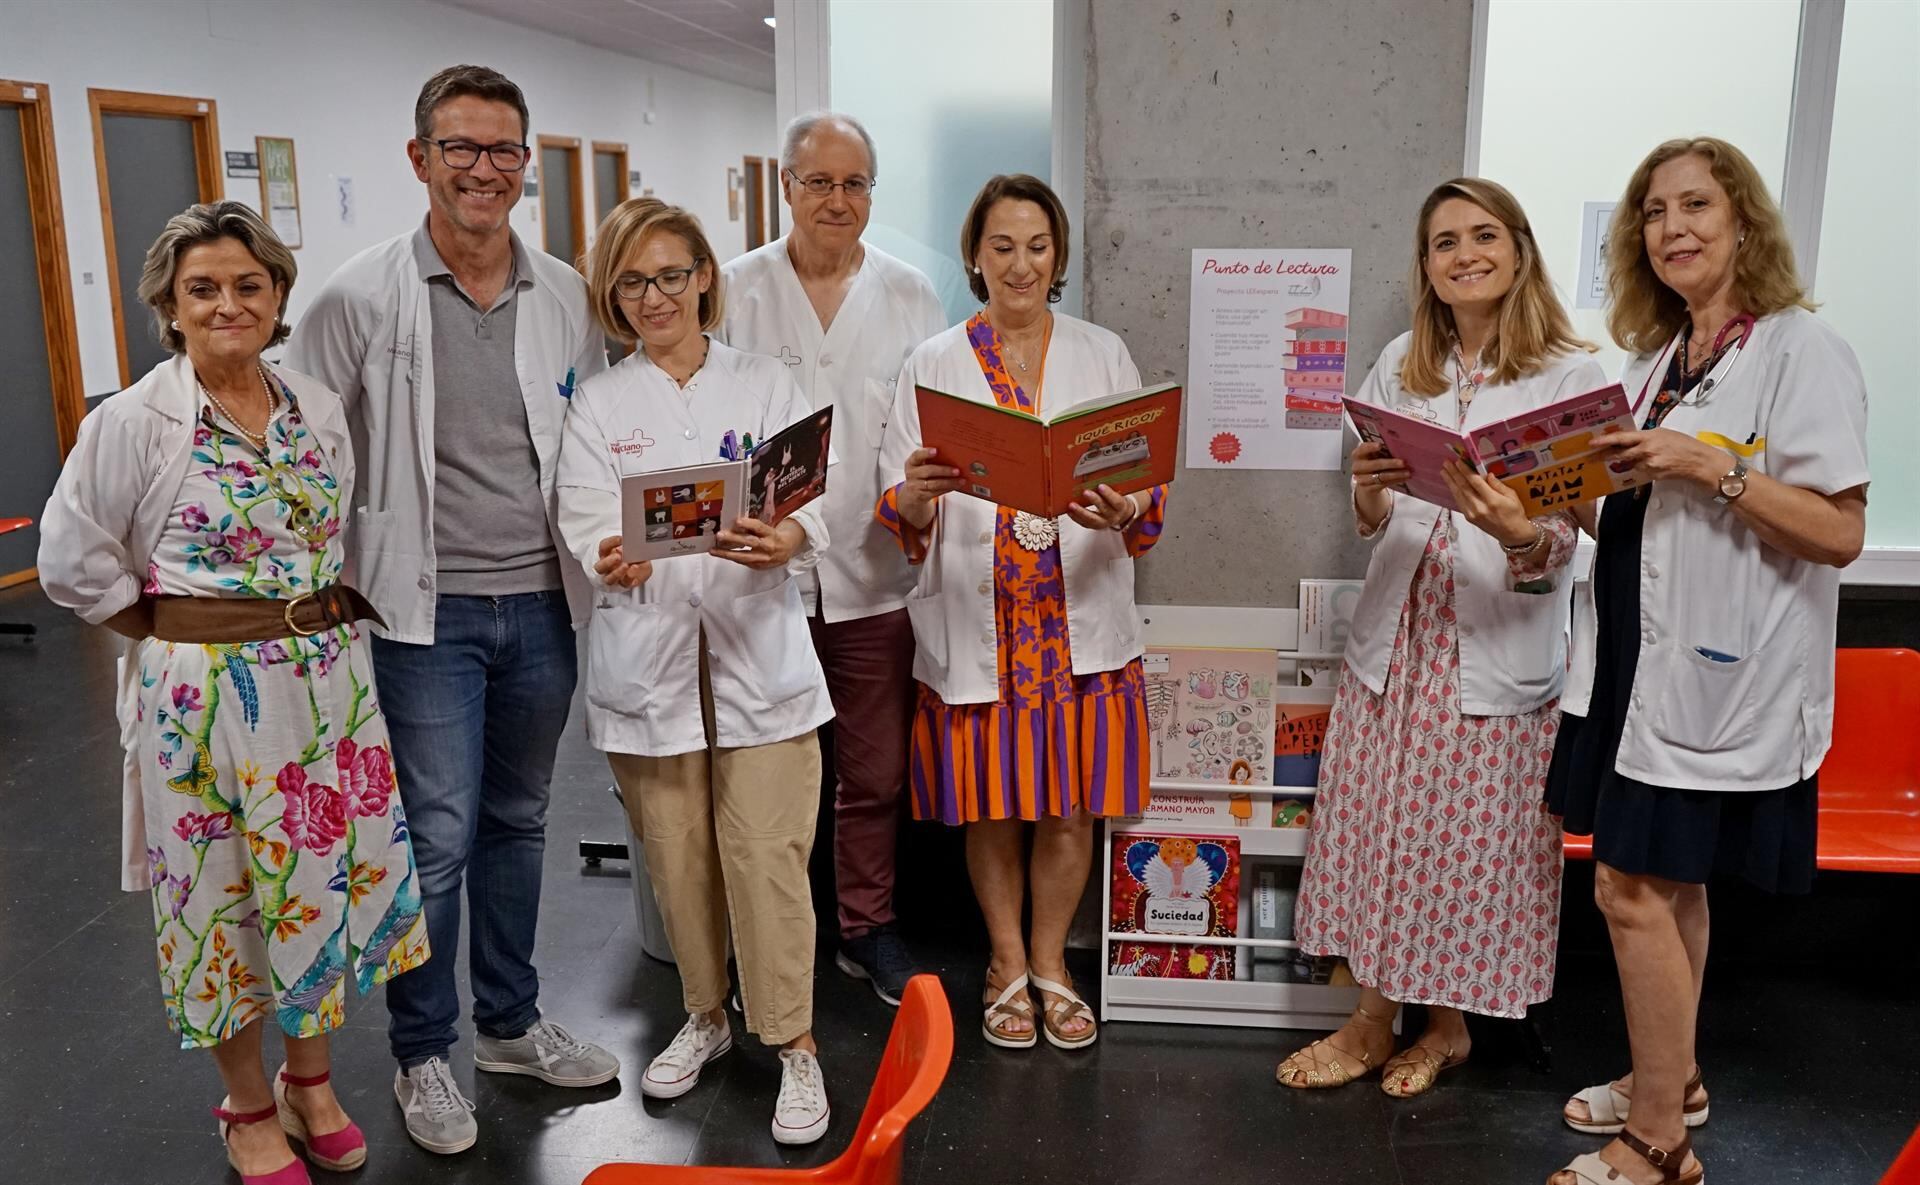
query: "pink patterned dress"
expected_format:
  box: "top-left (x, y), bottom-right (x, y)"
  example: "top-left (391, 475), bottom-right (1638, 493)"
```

top-left (1291, 513), bottom-right (1573, 1019)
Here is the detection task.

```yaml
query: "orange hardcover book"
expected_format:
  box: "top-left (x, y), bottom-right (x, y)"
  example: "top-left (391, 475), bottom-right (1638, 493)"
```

top-left (915, 382), bottom-right (1182, 517)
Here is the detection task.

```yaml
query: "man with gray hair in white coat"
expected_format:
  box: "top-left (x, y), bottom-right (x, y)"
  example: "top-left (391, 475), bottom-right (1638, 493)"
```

top-left (719, 111), bottom-right (945, 1007)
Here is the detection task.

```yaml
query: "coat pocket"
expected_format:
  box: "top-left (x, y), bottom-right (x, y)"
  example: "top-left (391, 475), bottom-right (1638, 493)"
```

top-left (904, 588), bottom-right (950, 675)
top-left (586, 596), bottom-right (663, 716)
top-left (1645, 641), bottom-right (1771, 756)
top-left (704, 580), bottom-right (816, 707)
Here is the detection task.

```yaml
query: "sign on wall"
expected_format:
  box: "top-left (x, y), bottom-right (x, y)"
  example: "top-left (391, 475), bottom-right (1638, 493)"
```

top-left (255, 136), bottom-right (301, 249)
top-left (1185, 248), bottom-right (1352, 471)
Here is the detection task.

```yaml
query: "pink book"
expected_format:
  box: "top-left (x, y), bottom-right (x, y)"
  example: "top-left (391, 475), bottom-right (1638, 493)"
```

top-left (1342, 383), bottom-right (1647, 515)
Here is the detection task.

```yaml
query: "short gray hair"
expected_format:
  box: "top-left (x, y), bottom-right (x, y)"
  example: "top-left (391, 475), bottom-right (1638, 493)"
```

top-left (137, 200), bottom-right (297, 353)
top-left (781, 111), bottom-right (877, 179)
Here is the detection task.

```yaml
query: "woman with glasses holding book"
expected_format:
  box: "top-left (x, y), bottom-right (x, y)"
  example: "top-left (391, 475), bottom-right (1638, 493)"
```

top-left (875, 174), bottom-right (1169, 1052)
top-left (554, 198), bottom-right (837, 1147)
top-left (1277, 178), bottom-right (1603, 1098)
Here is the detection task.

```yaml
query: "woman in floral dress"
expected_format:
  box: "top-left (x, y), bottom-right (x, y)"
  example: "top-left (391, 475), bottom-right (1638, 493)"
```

top-left (41, 202), bottom-right (426, 1185)
top-left (1277, 179), bottom-right (1603, 1098)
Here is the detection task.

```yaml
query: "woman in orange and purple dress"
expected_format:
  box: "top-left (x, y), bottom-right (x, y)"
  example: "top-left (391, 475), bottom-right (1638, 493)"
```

top-left (876, 174), bottom-right (1167, 1051)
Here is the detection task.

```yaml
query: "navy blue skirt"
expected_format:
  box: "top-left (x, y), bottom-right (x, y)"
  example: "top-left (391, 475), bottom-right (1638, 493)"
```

top-left (1544, 485), bottom-right (1818, 894)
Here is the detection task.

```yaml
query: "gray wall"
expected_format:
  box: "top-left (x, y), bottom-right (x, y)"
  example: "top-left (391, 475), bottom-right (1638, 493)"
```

top-left (1083, 0), bottom-right (1476, 608)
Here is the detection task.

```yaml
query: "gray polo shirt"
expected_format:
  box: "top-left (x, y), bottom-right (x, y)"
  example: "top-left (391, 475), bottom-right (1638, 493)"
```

top-left (414, 226), bottom-right (564, 596)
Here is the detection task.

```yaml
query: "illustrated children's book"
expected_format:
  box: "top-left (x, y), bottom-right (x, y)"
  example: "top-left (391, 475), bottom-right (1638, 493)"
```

top-left (1273, 686), bottom-right (1334, 788)
top-left (1297, 578), bottom-right (1365, 655)
top-left (1108, 833), bottom-right (1241, 980)
top-left (1342, 383), bottom-right (1645, 515)
top-left (619, 407), bottom-right (833, 562)
top-left (1141, 647), bottom-right (1279, 786)
top-left (915, 382), bottom-right (1182, 517)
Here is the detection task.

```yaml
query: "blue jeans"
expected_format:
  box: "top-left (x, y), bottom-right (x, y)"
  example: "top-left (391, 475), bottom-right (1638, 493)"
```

top-left (373, 592), bottom-right (577, 1067)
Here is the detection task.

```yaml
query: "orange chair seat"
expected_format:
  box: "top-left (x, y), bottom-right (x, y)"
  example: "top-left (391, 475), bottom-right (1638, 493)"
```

top-left (1563, 649), bottom-right (1920, 875)
top-left (0, 517), bottom-right (30, 535)
top-left (586, 974), bottom-right (954, 1185)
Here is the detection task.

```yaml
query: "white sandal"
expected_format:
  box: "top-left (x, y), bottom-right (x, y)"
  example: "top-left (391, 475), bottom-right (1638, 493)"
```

top-left (1029, 975), bottom-right (1098, 1050)
top-left (982, 972), bottom-right (1037, 1049)
top-left (1564, 1069), bottom-right (1709, 1135)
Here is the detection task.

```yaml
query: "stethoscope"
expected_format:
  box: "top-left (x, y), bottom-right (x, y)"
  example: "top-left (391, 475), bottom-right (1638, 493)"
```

top-left (1631, 313), bottom-right (1756, 418)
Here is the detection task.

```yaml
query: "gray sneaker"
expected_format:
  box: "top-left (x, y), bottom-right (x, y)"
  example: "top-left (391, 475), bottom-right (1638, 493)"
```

top-left (394, 1057), bottom-right (478, 1155)
top-left (474, 1017), bottom-right (621, 1087)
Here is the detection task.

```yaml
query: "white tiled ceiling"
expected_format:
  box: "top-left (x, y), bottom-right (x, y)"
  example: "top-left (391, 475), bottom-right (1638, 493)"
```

top-left (440, 0), bottom-right (775, 93)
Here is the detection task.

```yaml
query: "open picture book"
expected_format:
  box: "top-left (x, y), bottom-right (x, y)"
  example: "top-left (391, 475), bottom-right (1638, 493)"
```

top-left (1342, 382), bottom-right (1646, 515)
top-left (916, 381), bottom-right (1182, 518)
top-left (617, 407), bottom-right (833, 562)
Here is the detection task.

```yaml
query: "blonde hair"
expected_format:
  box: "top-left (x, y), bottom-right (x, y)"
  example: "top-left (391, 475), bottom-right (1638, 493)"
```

top-left (1400, 177), bottom-right (1593, 396)
top-left (137, 200), bottom-right (296, 353)
top-left (1605, 137), bottom-right (1814, 354)
top-left (583, 197), bottom-right (724, 343)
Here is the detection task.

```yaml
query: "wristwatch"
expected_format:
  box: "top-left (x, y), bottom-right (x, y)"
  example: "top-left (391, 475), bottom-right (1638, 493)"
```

top-left (1714, 459), bottom-right (1749, 505)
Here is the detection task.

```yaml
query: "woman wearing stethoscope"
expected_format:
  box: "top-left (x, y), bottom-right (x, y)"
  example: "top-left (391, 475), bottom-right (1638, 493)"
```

top-left (1546, 139), bottom-right (1870, 1185)
top-left (1278, 178), bottom-right (1604, 1098)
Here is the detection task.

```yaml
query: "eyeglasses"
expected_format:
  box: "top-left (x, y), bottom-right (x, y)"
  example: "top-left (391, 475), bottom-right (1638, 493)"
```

top-left (785, 170), bottom-right (874, 199)
top-left (615, 261), bottom-right (706, 301)
top-left (431, 139), bottom-right (531, 172)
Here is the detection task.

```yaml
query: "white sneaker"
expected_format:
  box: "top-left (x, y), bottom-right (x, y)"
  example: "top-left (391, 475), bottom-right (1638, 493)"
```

top-left (772, 1048), bottom-right (830, 1146)
top-left (641, 1013), bottom-right (733, 1100)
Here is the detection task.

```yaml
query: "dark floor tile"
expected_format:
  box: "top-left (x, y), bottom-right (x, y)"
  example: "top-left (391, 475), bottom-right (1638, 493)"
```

top-left (9, 1123), bottom-right (231, 1184)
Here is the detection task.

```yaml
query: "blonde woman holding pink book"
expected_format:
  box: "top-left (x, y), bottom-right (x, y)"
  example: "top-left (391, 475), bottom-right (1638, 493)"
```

top-left (1276, 178), bottom-right (1602, 1098)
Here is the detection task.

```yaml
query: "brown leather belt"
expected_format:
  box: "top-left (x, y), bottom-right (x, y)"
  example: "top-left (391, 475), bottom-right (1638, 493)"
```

top-left (145, 585), bottom-right (386, 644)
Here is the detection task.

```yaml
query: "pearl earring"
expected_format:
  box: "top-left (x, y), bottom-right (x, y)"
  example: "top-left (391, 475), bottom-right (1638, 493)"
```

top-left (170, 320), bottom-right (180, 330)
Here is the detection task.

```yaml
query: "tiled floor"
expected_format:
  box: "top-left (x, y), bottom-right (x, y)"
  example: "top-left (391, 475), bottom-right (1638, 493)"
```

top-left (2, 585), bottom-right (1914, 1184)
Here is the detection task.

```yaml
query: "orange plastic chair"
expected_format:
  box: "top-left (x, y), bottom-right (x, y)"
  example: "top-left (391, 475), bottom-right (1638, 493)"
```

top-left (585, 974), bottom-right (954, 1185)
top-left (1564, 648), bottom-right (1920, 872)
top-left (1881, 1121), bottom-right (1920, 1184)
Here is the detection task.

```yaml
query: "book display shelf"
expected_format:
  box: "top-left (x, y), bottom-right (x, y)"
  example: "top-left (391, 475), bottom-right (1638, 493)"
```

top-left (1099, 604), bottom-right (1373, 1032)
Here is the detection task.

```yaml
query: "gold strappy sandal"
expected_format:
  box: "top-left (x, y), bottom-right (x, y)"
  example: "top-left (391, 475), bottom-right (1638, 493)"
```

top-left (1275, 1005), bottom-right (1391, 1089)
top-left (1380, 1043), bottom-right (1466, 1098)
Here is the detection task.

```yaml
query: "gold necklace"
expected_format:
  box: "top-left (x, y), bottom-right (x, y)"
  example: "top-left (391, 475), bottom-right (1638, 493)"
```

top-left (199, 366), bottom-right (278, 454)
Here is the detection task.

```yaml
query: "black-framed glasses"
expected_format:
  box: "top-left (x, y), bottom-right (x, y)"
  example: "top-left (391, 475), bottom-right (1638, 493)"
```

top-left (785, 169), bottom-right (874, 199)
top-left (431, 139), bottom-right (531, 172)
top-left (615, 261), bottom-right (706, 301)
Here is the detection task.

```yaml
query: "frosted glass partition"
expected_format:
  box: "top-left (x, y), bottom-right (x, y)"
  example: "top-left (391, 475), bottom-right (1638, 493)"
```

top-left (1478, 0), bottom-right (1801, 382)
top-left (829, 0), bottom-right (1054, 326)
top-left (1813, 0), bottom-right (1920, 548)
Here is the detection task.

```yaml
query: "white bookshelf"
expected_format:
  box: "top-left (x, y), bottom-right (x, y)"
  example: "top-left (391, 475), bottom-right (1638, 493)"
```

top-left (1099, 604), bottom-right (1367, 1032)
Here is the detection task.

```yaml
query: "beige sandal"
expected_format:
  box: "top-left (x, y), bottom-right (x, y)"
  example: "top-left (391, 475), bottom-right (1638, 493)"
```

top-left (1029, 975), bottom-right (1098, 1050)
top-left (1564, 1068), bottom-right (1709, 1135)
top-left (982, 972), bottom-right (1037, 1049)
top-left (1550, 1131), bottom-right (1704, 1185)
top-left (1380, 1043), bottom-right (1466, 1098)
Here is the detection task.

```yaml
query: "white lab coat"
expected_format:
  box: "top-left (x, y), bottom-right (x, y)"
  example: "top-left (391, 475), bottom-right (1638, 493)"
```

top-left (718, 237), bottom-right (947, 622)
top-left (37, 355), bottom-right (355, 890)
top-left (282, 224), bottom-right (608, 644)
top-left (1564, 307), bottom-right (1870, 792)
top-left (1342, 334), bottom-right (1608, 715)
top-left (556, 339), bottom-right (834, 757)
top-left (879, 315), bottom-right (1151, 706)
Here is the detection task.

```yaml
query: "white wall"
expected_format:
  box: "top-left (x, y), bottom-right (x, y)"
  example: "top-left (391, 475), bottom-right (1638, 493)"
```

top-left (829, 0), bottom-right (1054, 325)
top-left (4, 0), bottom-right (776, 396)
top-left (1812, 0), bottom-right (1920, 549)
top-left (1478, 0), bottom-right (1802, 382)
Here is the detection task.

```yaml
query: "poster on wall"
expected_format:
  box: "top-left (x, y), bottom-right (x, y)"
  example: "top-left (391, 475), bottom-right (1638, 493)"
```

top-left (1575, 201), bottom-right (1615, 309)
top-left (1185, 247), bottom-right (1351, 471)
top-left (255, 137), bottom-right (301, 249)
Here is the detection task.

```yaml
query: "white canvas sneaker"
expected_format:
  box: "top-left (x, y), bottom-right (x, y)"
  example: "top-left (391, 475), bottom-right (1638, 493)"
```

top-left (641, 1013), bottom-right (733, 1100)
top-left (772, 1048), bottom-right (830, 1146)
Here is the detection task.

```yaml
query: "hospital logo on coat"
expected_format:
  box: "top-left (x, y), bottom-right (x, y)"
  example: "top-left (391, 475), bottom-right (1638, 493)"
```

top-left (776, 346), bottom-right (802, 368)
top-left (610, 429), bottom-right (657, 473)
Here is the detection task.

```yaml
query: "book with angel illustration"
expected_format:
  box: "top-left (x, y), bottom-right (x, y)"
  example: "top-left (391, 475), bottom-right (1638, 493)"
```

top-left (1107, 832), bottom-right (1240, 980)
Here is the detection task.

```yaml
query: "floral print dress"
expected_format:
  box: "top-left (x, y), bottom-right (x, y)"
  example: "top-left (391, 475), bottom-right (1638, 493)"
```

top-left (135, 384), bottom-right (428, 1050)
